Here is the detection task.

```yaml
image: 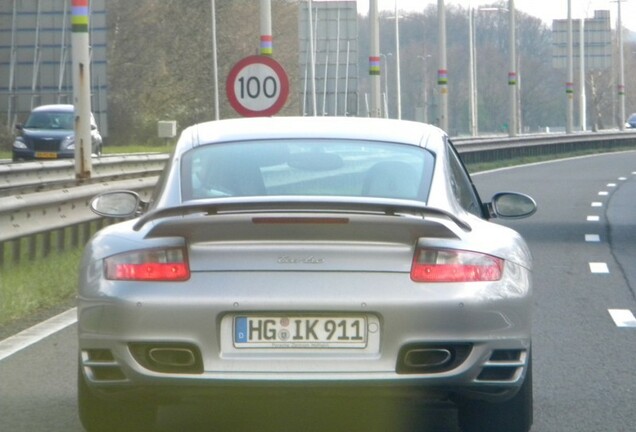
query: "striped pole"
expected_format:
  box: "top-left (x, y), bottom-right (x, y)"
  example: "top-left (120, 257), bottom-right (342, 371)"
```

top-left (260, 0), bottom-right (272, 56)
top-left (508, 72), bottom-right (517, 86)
top-left (71, 0), bottom-right (92, 179)
top-left (438, 0), bottom-right (448, 131)
top-left (369, 56), bottom-right (380, 76)
top-left (438, 69), bottom-right (448, 85)
top-left (508, 0), bottom-right (517, 137)
top-left (369, 0), bottom-right (381, 117)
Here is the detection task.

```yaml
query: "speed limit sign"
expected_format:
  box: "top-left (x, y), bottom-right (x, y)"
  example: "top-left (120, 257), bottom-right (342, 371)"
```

top-left (226, 55), bottom-right (289, 117)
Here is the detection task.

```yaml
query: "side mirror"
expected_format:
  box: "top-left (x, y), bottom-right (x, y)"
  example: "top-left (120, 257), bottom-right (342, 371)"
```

top-left (487, 192), bottom-right (537, 219)
top-left (15, 124), bottom-right (23, 131)
top-left (90, 191), bottom-right (143, 218)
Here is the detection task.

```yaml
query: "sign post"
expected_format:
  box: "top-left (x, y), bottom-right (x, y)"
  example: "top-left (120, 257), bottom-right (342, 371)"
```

top-left (226, 55), bottom-right (289, 117)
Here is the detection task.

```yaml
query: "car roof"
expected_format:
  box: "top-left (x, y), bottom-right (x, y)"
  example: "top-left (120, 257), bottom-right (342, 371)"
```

top-left (180, 117), bottom-right (448, 152)
top-left (31, 104), bottom-right (74, 113)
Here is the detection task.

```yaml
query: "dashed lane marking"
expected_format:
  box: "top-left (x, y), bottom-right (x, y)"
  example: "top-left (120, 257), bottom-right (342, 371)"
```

top-left (608, 309), bottom-right (636, 328)
top-left (585, 234), bottom-right (601, 242)
top-left (589, 262), bottom-right (609, 273)
top-left (587, 215), bottom-right (600, 222)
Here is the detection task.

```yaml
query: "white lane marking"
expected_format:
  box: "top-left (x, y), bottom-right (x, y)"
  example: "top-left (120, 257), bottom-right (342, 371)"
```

top-left (618, 177), bottom-right (627, 181)
top-left (608, 309), bottom-right (636, 328)
top-left (472, 150), bottom-right (636, 176)
top-left (591, 202), bottom-right (603, 207)
top-left (589, 262), bottom-right (609, 273)
top-left (587, 215), bottom-right (600, 221)
top-left (0, 308), bottom-right (77, 362)
top-left (607, 183), bottom-right (617, 187)
top-left (598, 191), bottom-right (609, 196)
top-left (585, 234), bottom-right (601, 242)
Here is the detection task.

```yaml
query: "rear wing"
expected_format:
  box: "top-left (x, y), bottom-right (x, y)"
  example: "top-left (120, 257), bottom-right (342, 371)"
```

top-left (134, 196), bottom-right (472, 234)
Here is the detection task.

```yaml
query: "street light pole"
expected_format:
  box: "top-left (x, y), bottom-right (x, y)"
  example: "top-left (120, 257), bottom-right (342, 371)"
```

top-left (418, 54), bottom-right (431, 124)
top-left (617, 0), bottom-right (626, 130)
top-left (566, 0), bottom-right (574, 134)
top-left (579, 19), bottom-right (586, 131)
top-left (211, 0), bottom-right (219, 120)
top-left (469, 7), bottom-right (477, 136)
top-left (307, 0), bottom-right (317, 116)
top-left (380, 53), bottom-right (390, 118)
top-left (394, 0), bottom-right (402, 119)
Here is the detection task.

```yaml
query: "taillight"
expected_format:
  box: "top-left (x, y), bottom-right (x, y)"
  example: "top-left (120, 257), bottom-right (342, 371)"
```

top-left (104, 248), bottom-right (190, 281)
top-left (411, 248), bottom-right (503, 282)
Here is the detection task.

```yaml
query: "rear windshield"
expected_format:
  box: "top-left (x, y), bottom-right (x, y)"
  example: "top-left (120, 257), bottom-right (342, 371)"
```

top-left (24, 111), bottom-right (74, 130)
top-left (181, 139), bottom-right (435, 202)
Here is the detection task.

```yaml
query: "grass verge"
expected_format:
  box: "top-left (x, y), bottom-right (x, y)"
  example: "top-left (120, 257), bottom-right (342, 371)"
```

top-left (0, 248), bottom-right (82, 327)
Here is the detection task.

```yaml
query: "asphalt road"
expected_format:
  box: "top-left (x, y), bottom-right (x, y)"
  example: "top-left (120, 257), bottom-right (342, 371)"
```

top-left (1, 151), bottom-right (635, 431)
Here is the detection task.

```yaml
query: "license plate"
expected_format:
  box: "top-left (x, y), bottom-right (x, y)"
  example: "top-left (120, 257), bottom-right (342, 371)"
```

top-left (233, 315), bottom-right (367, 348)
top-left (35, 152), bottom-right (57, 159)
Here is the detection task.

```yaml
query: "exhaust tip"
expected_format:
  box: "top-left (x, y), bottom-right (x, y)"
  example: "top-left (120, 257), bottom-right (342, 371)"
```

top-left (129, 342), bottom-right (203, 374)
top-left (148, 347), bottom-right (197, 368)
top-left (397, 343), bottom-right (472, 374)
top-left (404, 348), bottom-right (452, 368)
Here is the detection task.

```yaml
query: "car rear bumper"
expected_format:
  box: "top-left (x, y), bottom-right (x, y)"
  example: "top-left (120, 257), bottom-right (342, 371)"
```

top-left (80, 351), bottom-right (530, 404)
top-left (78, 267), bottom-right (531, 403)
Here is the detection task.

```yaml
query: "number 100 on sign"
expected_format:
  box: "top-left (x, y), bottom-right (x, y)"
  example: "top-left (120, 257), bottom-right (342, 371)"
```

top-left (238, 73), bottom-right (277, 102)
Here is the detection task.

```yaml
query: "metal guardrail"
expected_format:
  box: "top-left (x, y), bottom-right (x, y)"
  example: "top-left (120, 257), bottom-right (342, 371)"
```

top-left (0, 154), bottom-right (167, 265)
top-left (453, 130), bottom-right (636, 164)
top-left (0, 176), bottom-right (158, 242)
top-left (1, 132), bottom-right (636, 265)
top-left (0, 153), bottom-right (168, 196)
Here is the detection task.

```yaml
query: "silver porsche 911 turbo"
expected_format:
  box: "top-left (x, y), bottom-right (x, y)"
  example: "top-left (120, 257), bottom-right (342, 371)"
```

top-left (78, 117), bottom-right (536, 432)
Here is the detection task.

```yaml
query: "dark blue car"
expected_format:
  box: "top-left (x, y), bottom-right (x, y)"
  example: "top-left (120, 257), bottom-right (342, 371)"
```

top-left (12, 104), bottom-right (102, 162)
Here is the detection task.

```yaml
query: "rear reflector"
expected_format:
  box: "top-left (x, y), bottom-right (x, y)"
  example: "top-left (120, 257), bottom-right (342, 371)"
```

top-left (411, 248), bottom-right (503, 282)
top-left (104, 248), bottom-right (190, 281)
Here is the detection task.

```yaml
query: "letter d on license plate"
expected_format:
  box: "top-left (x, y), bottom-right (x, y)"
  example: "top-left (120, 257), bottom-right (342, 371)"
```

top-left (233, 315), bottom-right (367, 348)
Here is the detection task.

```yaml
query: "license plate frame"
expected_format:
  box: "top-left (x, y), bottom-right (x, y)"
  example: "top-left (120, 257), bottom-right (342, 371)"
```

top-left (233, 315), bottom-right (368, 349)
top-left (35, 152), bottom-right (58, 159)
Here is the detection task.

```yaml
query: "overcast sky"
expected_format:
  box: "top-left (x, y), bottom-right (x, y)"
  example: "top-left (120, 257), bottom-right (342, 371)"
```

top-left (356, 0), bottom-right (636, 31)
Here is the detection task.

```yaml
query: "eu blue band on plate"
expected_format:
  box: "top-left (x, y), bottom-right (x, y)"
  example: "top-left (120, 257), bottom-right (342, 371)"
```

top-left (235, 316), bottom-right (248, 343)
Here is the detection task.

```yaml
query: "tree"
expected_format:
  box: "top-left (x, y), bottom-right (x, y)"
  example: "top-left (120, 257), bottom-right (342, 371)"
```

top-left (106, 0), bottom-right (298, 146)
top-left (104, 1), bottom-right (633, 145)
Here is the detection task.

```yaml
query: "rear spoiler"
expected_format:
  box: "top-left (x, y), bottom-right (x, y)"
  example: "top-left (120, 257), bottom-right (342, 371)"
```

top-left (133, 196), bottom-right (472, 233)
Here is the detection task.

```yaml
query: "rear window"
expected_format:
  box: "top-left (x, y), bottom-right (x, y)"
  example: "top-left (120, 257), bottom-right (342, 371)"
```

top-left (181, 139), bottom-right (434, 202)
